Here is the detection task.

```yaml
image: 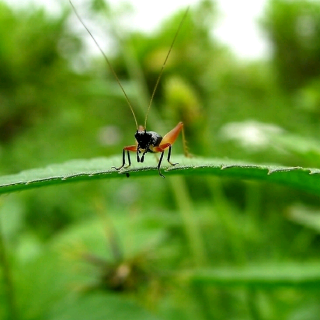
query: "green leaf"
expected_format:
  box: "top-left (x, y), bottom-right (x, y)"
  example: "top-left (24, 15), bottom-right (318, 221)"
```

top-left (49, 293), bottom-right (161, 320)
top-left (0, 156), bottom-right (320, 195)
top-left (185, 262), bottom-right (320, 288)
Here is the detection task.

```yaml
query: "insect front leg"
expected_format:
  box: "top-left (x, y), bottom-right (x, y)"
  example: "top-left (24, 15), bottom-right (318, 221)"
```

top-left (137, 148), bottom-right (145, 163)
top-left (136, 145), bottom-right (148, 163)
top-left (140, 150), bottom-right (148, 163)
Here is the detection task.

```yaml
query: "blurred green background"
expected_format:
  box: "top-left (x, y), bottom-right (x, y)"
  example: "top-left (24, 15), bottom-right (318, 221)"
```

top-left (1, 0), bottom-right (320, 319)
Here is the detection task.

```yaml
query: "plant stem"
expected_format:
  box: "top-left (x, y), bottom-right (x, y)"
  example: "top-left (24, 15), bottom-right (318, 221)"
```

top-left (208, 177), bottom-right (247, 264)
top-left (170, 176), bottom-right (206, 267)
top-left (0, 213), bottom-right (18, 320)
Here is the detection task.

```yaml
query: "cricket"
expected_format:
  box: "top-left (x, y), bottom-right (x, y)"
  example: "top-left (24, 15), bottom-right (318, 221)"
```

top-left (69, 0), bottom-right (189, 178)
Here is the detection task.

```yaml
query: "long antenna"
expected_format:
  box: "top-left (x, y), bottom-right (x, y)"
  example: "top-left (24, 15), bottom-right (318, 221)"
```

top-left (69, 0), bottom-right (139, 130)
top-left (144, 7), bottom-right (189, 130)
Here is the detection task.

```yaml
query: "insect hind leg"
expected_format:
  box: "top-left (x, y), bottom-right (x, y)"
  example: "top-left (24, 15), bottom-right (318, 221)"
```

top-left (155, 146), bottom-right (178, 178)
top-left (157, 151), bottom-right (165, 178)
top-left (167, 145), bottom-right (178, 166)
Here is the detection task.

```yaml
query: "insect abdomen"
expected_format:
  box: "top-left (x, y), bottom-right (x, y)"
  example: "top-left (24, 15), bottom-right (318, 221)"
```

top-left (148, 131), bottom-right (162, 147)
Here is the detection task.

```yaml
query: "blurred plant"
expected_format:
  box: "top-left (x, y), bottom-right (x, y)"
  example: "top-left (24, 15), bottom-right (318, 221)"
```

top-left (77, 204), bottom-right (159, 294)
top-left (262, 0), bottom-right (320, 91)
top-left (220, 120), bottom-right (320, 167)
top-left (0, 2), bottom-right (83, 144)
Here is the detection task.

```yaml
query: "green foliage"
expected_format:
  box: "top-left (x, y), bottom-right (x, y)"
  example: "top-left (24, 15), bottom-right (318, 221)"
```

top-left (1, 0), bottom-right (320, 320)
top-left (0, 2), bottom-right (82, 143)
top-left (262, 0), bottom-right (320, 91)
top-left (188, 263), bottom-right (320, 288)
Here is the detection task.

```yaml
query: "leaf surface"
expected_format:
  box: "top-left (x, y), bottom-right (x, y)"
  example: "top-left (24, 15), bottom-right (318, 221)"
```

top-left (0, 156), bottom-right (319, 195)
